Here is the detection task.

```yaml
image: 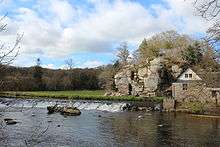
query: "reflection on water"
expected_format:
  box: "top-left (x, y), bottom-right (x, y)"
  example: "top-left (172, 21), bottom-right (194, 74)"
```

top-left (0, 100), bottom-right (220, 147)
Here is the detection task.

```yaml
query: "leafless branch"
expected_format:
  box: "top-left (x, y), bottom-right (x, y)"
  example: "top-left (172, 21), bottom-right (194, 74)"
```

top-left (65, 58), bottom-right (74, 70)
top-left (194, 0), bottom-right (220, 20)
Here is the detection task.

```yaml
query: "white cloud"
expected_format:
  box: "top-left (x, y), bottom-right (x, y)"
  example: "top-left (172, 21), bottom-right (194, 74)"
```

top-left (42, 63), bottom-right (55, 69)
top-left (49, 0), bottom-right (76, 24)
top-left (0, 0), bottom-right (213, 62)
top-left (59, 64), bottom-right (68, 69)
top-left (81, 60), bottom-right (104, 68)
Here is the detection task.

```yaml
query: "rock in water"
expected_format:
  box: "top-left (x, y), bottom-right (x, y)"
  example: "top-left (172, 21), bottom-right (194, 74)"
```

top-left (47, 104), bottom-right (64, 114)
top-left (47, 105), bottom-right (81, 116)
top-left (61, 107), bottom-right (81, 116)
top-left (47, 105), bottom-right (57, 114)
top-left (4, 118), bottom-right (18, 125)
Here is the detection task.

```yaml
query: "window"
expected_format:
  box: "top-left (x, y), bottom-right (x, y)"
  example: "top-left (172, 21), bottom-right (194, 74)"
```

top-left (212, 91), bottom-right (217, 98)
top-left (131, 71), bottom-right (135, 80)
top-left (183, 84), bottom-right (188, 90)
top-left (189, 74), bottom-right (192, 78)
top-left (185, 73), bottom-right (192, 78)
top-left (128, 84), bottom-right (132, 95)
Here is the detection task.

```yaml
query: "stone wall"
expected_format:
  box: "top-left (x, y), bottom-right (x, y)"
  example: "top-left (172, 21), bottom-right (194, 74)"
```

top-left (172, 82), bottom-right (220, 104)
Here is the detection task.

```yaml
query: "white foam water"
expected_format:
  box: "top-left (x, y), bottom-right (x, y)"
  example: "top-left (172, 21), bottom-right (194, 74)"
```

top-left (0, 98), bottom-right (127, 112)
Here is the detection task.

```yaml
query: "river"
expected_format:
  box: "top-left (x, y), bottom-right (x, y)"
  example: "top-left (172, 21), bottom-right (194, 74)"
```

top-left (0, 98), bottom-right (219, 147)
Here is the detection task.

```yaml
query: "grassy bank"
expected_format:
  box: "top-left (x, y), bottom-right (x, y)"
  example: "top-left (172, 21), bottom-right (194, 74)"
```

top-left (0, 90), bottom-right (165, 102)
top-left (0, 90), bottom-right (141, 101)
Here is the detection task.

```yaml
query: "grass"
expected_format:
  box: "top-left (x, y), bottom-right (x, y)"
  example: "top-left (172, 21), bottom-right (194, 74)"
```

top-left (0, 90), bottom-right (144, 101)
top-left (0, 90), bottom-right (166, 102)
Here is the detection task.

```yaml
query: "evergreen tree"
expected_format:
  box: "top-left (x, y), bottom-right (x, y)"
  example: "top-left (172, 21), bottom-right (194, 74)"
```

top-left (199, 47), bottom-right (220, 71)
top-left (33, 58), bottom-right (44, 90)
top-left (138, 38), bottom-right (159, 61)
top-left (181, 42), bottom-right (203, 65)
top-left (116, 42), bottom-right (129, 65)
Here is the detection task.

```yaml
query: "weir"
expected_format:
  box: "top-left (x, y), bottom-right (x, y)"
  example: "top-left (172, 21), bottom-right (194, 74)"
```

top-left (0, 98), bottom-right (127, 112)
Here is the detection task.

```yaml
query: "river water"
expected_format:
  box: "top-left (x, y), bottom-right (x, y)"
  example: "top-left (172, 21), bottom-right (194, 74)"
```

top-left (0, 98), bottom-right (220, 147)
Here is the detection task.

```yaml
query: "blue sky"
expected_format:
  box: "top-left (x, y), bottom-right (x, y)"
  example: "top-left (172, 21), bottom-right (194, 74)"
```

top-left (0, 0), bottom-right (213, 69)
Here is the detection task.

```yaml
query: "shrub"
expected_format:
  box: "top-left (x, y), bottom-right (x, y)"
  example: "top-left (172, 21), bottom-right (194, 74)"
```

top-left (186, 101), bottom-right (207, 114)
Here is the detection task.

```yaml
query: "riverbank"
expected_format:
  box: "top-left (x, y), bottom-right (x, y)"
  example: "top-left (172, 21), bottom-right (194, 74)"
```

top-left (0, 90), bottom-right (165, 102)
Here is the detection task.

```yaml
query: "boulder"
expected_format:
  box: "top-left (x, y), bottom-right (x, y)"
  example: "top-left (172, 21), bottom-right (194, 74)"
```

top-left (47, 104), bottom-right (63, 114)
top-left (47, 105), bottom-right (81, 116)
top-left (60, 107), bottom-right (81, 116)
top-left (4, 118), bottom-right (18, 125)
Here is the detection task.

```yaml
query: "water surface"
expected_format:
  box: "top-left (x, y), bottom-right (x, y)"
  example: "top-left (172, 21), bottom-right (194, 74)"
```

top-left (0, 98), bottom-right (219, 147)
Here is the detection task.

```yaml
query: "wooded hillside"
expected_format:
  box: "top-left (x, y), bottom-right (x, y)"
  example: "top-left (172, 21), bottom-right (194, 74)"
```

top-left (0, 65), bottom-right (102, 91)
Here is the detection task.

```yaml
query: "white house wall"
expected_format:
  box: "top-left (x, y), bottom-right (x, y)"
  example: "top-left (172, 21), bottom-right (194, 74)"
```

top-left (178, 68), bottom-right (202, 81)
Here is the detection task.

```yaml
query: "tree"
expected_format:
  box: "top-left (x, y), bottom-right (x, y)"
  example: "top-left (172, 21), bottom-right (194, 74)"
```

top-left (199, 47), bottom-right (220, 71)
top-left (98, 60), bottom-right (120, 91)
top-left (0, 13), bottom-right (22, 88)
top-left (138, 30), bottom-right (192, 63)
top-left (181, 42), bottom-right (203, 65)
top-left (193, 0), bottom-right (220, 58)
top-left (116, 42), bottom-right (129, 65)
top-left (0, 15), bottom-right (22, 66)
top-left (65, 58), bottom-right (74, 70)
top-left (33, 58), bottom-right (44, 90)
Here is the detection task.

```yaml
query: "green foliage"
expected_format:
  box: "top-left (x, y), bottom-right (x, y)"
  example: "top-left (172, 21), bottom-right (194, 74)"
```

top-left (138, 38), bottom-right (159, 61)
top-left (138, 30), bottom-right (192, 62)
top-left (199, 47), bottom-right (220, 71)
top-left (185, 101), bottom-right (207, 114)
top-left (181, 42), bottom-right (203, 65)
top-left (0, 90), bottom-right (145, 101)
top-left (33, 64), bottom-right (44, 90)
top-left (116, 42), bottom-right (130, 65)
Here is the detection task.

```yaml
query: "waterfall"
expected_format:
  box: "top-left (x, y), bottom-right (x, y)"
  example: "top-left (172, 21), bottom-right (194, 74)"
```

top-left (0, 98), bottom-right (127, 112)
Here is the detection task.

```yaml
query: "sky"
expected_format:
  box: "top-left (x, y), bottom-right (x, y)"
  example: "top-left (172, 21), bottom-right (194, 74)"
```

top-left (0, 0), bottom-right (213, 69)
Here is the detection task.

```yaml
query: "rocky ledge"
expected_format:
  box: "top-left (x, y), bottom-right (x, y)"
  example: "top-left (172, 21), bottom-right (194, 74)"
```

top-left (47, 104), bottom-right (81, 116)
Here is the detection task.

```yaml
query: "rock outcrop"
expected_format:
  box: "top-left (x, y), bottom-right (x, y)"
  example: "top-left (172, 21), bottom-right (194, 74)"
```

top-left (114, 54), bottom-right (165, 97)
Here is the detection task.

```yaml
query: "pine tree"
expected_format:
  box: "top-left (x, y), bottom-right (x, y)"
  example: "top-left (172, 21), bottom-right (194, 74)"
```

top-left (33, 58), bottom-right (44, 90)
top-left (181, 42), bottom-right (203, 65)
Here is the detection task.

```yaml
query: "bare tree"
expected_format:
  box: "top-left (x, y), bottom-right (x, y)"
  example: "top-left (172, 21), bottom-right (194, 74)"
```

top-left (0, 15), bottom-right (22, 66)
top-left (0, 13), bottom-right (22, 88)
top-left (193, 0), bottom-right (220, 63)
top-left (116, 42), bottom-right (130, 65)
top-left (65, 58), bottom-right (74, 70)
top-left (194, 1), bottom-right (220, 42)
top-left (194, 0), bottom-right (220, 19)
